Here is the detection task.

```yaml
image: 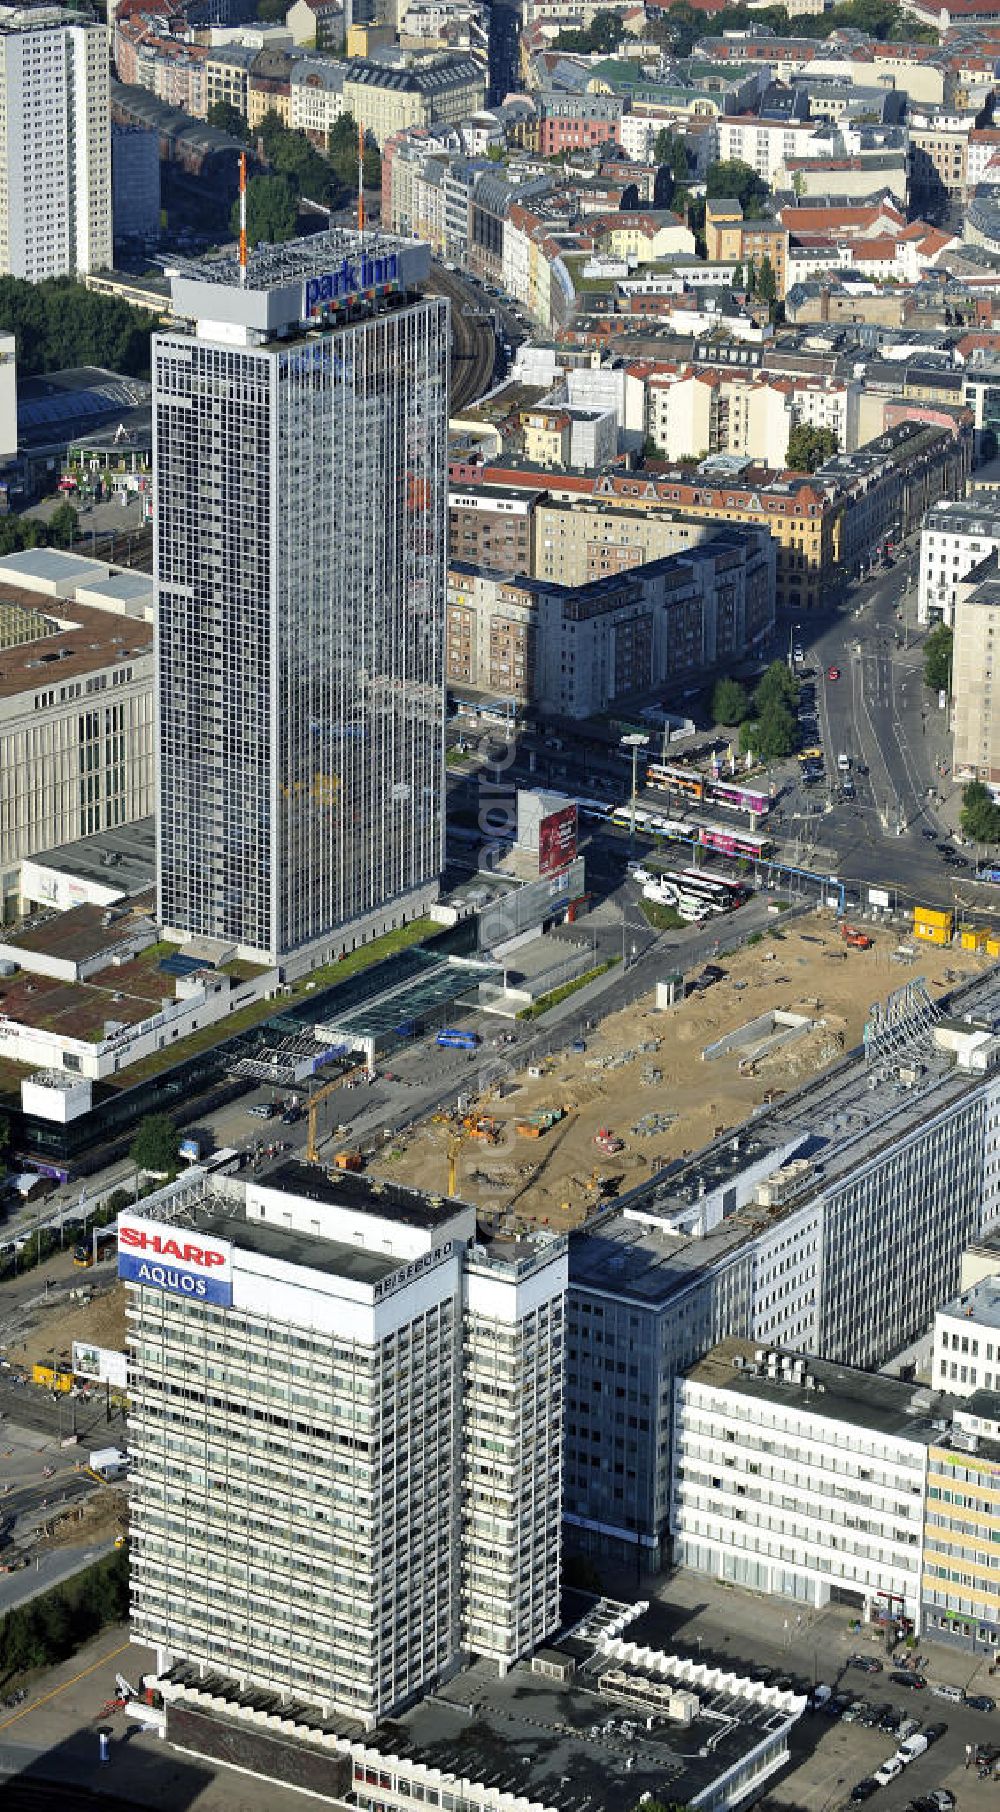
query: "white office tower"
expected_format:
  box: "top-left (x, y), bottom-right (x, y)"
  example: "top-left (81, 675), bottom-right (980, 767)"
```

top-left (154, 235), bottom-right (448, 972)
top-left (122, 1164), bottom-right (567, 1728)
top-left (0, 9), bottom-right (111, 280)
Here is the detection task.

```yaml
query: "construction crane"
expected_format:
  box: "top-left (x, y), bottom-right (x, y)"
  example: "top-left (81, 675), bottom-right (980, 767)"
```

top-left (306, 1067), bottom-right (360, 1165)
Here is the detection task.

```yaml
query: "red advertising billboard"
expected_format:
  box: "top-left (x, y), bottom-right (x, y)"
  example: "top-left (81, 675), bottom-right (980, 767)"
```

top-left (538, 803), bottom-right (578, 877)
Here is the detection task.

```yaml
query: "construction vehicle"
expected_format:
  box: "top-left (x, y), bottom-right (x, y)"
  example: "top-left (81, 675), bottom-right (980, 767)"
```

top-left (332, 1150), bottom-right (363, 1172)
top-left (841, 923), bottom-right (873, 950)
top-left (306, 1065), bottom-right (362, 1163)
top-left (595, 1127), bottom-right (624, 1154)
top-left (463, 1113), bottom-right (499, 1143)
top-left (516, 1107), bottom-right (566, 1139)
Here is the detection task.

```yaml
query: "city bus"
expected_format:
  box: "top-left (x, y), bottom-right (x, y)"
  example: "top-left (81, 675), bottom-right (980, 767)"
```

top-left (646, 762), bottom-right (706, 804)
top-left (696, 822), bottom-right (772, 862)
top-left (436, 1028), bottom-right (481, 1050)
top-left (709, 778), bottom-right (769, 818)
top-left (675, 868), bottom-right (753, 914)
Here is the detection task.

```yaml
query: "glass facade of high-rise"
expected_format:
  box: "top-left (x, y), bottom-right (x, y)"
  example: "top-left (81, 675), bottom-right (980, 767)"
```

top-left (155, 282), bottom-right (448, 966)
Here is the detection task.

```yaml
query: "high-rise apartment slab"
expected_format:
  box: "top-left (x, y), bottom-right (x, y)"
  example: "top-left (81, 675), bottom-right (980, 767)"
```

top-left (154, 235), bottom-right (448, 970)
top-left (0, 7), bottom-right (111, 280)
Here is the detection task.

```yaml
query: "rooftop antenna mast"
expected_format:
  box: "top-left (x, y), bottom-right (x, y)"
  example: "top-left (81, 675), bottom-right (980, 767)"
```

top-left (239, 151), bottom-right (248, 287)
top-left (357, 123), bottom-right (365, 237)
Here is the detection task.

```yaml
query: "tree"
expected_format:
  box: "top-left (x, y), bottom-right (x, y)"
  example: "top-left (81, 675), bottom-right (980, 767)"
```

top-left (961, 780), bottom-right (1000, 845)
top-left (786, 424), bottom-right (838, 473)
top-left (705, 158), bottom-right (770, 215)
top-left (756, 254), bottom-right (777, 308)
top-left (49, 501), bottom-right (78, 549)
top-left (232, 173), bottom-right (299, 246)
top-left (256, 0), bottom-right (287, 18)
top-left (923, 622), bottom-right (953, 695)
top-left (0, 276), bottom-right (157, 379)
top-left (712, 676), bottom-right (750, 724)
top-left (753, 659), bottom-right (799, 716)
top-left (206, 99), bottom-right (249, 141)
top-left (731, 259), bottom-right (743, 290)
top-left (130, 1113), bottom-right (181, 1178)
top-left (740, 703), bottom-right (797, 761)
top-left (552, 11), bottom-right (624, 50)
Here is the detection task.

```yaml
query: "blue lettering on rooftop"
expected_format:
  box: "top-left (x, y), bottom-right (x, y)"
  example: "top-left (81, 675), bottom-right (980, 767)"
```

top-left (304, 251), bottom-right (400, 314)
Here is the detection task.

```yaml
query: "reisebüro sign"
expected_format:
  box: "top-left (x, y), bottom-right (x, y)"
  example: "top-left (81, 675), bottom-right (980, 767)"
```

top-left (118, 1214), bottom-right (233, 1308)
top-left (304, 250), bottom-right (399, 316)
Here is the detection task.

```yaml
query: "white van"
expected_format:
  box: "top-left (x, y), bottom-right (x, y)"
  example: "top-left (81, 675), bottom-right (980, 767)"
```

top-left (837, 753), bottom-right (851, 773)
top-left (895, 1734), bottom-right (929, 1766)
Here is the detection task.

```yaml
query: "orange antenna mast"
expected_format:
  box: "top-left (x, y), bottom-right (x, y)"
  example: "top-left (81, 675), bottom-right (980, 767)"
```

top-left (238, 151), bottom-right (248, 286)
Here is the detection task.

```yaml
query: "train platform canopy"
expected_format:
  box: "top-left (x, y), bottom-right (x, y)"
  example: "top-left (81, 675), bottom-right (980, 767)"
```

top-left (315, 949), bottom-right (501, 1065)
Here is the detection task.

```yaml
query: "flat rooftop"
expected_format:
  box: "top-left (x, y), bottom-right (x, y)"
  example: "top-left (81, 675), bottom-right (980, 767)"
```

top-left (23, 817), bottom-right (155, 897)
top-left (0, 594), bottom-right (151, 701)
top-left (372, 1628), bottom-right (797, 1812)
top-left (0, 934), bottom-right (181, 1045)
top-left (939, 1277), bottom-right (1000, 1331)
top-left (186, 1193), bottom-right (405, 1288)
top-left (685, 1336), bottom-right (956, 1443)
top-left (265, 1159), bottom-right (466, 1230)
top-left (2, 895), bottom-right (156, 963)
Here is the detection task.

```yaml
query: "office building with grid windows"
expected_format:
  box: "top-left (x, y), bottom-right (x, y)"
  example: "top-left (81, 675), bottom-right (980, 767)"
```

top-left (564, 976), bottom-right (1000, 1570)
top-left (0, 8), bottom-right (111, 280)
top-left (154, 233), bottom-right (447, 972)
top-left (121, 1162), bottom-right (567, 1726)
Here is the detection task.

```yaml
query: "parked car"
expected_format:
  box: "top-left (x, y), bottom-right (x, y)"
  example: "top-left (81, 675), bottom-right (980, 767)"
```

top-left (828, 665), bottom-right (841, 680)
top-left (966, 1693), bottom-right (995, 1712)
top-left (874, 1758), bottom-right (904, 1786)
top-left (890, 1671), bottom-right (927, 1690)
top-left (849, 1655), bottom-right (884, 1674)
top-left (826, 1694), bottom-right (854, 1719)
top-left (921, 1723), bottom-right (948, 1744)
top-left (851, 1781), bottom-right (879, 1802)
top-left (931, 1684), bottom-right (963, 1703)
top-left (880, 1707), bottom-right (903, 1733)
top-left (842, 1701), bottom-right (867, 1723)
top-left (246, 1103), bottom-right (277, 1120)
top-left (861, 1702), bottom-right (890, 1728)
top-left (897, 1717), bottom-right (920, 1741)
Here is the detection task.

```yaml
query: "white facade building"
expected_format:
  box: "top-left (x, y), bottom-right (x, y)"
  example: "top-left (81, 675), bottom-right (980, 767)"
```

top-left (933, 1278), bottom-right (1000, 1398)
top-left (671, 1339), bottom-right (934, 1629)
top-left (0, 8), bottom-right (111, 280)
top-left (918, 497), bottom-right (1000, 627)
top-left (123, 1166), bottom-right (567, 1727)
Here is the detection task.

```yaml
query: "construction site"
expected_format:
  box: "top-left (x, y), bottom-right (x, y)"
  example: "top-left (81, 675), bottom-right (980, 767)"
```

top-left (380, 911), bottom-right (992, 1231)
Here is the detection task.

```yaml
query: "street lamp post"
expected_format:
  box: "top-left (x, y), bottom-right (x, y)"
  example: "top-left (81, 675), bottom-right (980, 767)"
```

top-left (620, 732), bottom-right (649, 845)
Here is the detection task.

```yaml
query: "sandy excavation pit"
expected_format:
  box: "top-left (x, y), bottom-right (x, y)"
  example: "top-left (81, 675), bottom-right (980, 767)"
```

top-left (380, 912), bottom-right (988, 1231)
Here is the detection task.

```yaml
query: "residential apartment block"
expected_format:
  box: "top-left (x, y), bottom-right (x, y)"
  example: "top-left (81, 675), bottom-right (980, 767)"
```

top-left (342, 54), bottom-right (485, 147)
top-left (671, 1340), bottom-right (936, 1630)
top-left (918, 497), bottom-right (1000, 627)
top-left (952, 555), bottom-right (1000, 783)
top-left (447, 529), bottom-right (775, 713)
top-left (0, 7), bottom-right (111, 280)
top-left (449, 484), bottom-right (539, 575)
top-left (123, 1164), bottom-right (567, 1725)
top-left (564, 976), bottom-right (1000, 1566)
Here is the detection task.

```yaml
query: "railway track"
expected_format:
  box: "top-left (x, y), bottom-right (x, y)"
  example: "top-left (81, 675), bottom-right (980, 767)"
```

top-left (425, 265), bottom-right (498, 411)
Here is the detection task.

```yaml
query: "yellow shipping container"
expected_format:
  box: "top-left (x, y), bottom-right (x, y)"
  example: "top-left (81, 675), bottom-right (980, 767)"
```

top-left (31, 1363), bottom-right (73, 1392)
top-left (961, 928), bottom-right (989, 951)
top-left (914, 921), bottom-right (950, 946)
top-left (914, 906), bottom-right (953, 931)
top-left (989, 936), bottom-right (1000, 959)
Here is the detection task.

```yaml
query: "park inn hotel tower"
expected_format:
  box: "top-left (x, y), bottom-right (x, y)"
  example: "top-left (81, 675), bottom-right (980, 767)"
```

top-left (121, 1164), bottom-right (567, 1727)
top-left (154, 233), bottom-right (448, 972)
